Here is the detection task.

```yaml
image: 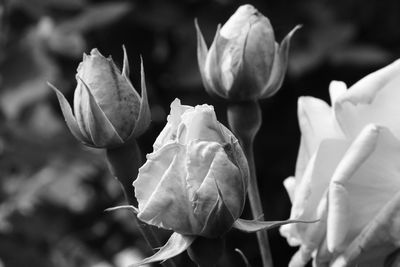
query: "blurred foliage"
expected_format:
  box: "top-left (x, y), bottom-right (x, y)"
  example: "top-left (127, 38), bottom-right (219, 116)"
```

top-left (0, 0), bottom-right (399, 266)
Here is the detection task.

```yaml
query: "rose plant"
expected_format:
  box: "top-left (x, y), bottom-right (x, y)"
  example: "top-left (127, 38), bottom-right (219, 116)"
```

top-left (280, 60), bottom-right (400, 267)
top-left (128, 99), bottom-right (303, 266)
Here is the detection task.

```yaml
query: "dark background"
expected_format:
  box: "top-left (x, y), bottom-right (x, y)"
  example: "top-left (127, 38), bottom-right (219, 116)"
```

top-left (0, 0), bottom-right (399, 266)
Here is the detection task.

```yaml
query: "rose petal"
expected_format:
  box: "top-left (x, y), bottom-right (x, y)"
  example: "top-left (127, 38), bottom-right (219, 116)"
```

top-left (298, 96), bottom-right (344, 157)
top-left (153, 99), bottom-right (193, 150)
top-left (78, 77), bottom-right (124, 147)
top-left (134, 143), bottom-right (199, 234)
top-left (283, 176), bottom-right (296, 202)
top-left (291, 139), bottom-right (348, 232)
top-left (178, 104), bottom-right (225, 145)
top-left (192, 141), bottom-right (243, 223)
top-left (328, 125), bottom-right (400, 253)
top-left (329, 81), bottom-right (347, 105)
top-left (334, 60), bottom-right (400, 139)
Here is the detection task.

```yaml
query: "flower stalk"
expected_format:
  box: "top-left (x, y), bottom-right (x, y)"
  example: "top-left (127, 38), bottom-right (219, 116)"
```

top-left (106, 141), bottom-right (177, 267)
top-left (227, 100), bottom-right (273, 267)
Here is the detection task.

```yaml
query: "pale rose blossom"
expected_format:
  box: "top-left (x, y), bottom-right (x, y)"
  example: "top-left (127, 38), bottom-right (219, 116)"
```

top-left (280, 60), bottom-right (400, 267)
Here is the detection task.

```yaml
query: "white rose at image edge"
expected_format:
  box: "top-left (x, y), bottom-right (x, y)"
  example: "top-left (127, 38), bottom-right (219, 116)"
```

top-left (280, 60), bottom-right (400, 266)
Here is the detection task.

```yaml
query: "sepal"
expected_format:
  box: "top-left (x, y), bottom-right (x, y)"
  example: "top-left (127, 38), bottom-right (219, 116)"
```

top-left (261, 25), bottom-right (301, 99)
top-left (129, 56), bottom-right (151, 139)
top-left (104, 205), bottom-right (139, 214)
top-left (122, 45), bottom-right (130, 78)
top-left (232, 218), bottom-right (318, 233)
top-left (48, 82), bottom-right (93, 145)
top-left (129, 233), bottom-right (195, 267)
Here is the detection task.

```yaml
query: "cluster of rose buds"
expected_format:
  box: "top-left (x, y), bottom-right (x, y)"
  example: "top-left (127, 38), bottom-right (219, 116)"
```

top-left (51, 2), bottom-right (400, 267)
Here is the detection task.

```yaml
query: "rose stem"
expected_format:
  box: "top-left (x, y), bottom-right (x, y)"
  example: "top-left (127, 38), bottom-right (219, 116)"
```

top-left (227, 101), bottom-right (273, 267)
top-left (106, 141), bottom-right (177, 267)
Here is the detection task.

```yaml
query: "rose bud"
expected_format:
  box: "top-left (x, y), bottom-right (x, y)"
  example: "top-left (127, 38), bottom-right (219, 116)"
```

top-left (129, 99), bottom-right (310, 266)
top-left (196, 4), bottom-right (300, 101)
top-left (49, 47), bottom-right (150, 148)
top-left (134, 99), bottom-right (249, 238)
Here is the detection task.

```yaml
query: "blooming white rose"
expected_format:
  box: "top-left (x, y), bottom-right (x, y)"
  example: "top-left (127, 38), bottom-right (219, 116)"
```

top-left (280, 60), bottom-right (400, 267)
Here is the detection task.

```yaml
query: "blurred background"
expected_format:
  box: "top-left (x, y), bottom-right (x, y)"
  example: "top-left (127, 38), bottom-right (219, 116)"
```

top-left (0, 0), bottom-right (400, 266)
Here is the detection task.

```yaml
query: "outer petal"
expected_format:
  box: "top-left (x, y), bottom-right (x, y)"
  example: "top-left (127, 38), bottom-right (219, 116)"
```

top-left (334, 59), bottom-right (400, 139)
top-left (178, 104), bottom-right (225, 145)
top-left (241, 15), bottom-right (275, 96)
top-left (329, 81), bottom-right (347, 105)
top-left (134, 143), bottom-right (200, 234)
top-left (291, 139), bottom-right (348, 233)
top-left (297, 96), bottom-right (344, 158)
top-left (327, 125), bottom-right (400, 253)
top-left (198, 180), bottom-right (235, 237)
top-left (191, 141), bottom-right (243, 227)
top-left (331, 191), bottom-right (400, 267)
top-left (78, 78), bottom-right (124, 147)
top-left (220, 22), bottom-right (248, 97)
top-left (153, 98), bottom-right (193, 150)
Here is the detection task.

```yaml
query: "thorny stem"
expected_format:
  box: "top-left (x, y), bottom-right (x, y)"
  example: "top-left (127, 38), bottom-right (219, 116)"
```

top-left (106, 141), bottom-right (177, 267)
top-left (227, 101), bottom-right (273, 267)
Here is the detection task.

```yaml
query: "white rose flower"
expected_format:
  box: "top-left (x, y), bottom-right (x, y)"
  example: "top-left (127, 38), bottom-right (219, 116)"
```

top-left (281, 60), bottom-right (400, 267)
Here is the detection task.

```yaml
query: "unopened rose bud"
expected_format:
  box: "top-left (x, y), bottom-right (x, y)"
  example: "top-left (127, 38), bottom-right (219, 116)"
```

top-left (196, 4), bottom-right (300, 101)
top-left (134, 99), bottom-right (249, 238)
top-left (49, 47), bottom-right (150, 148)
